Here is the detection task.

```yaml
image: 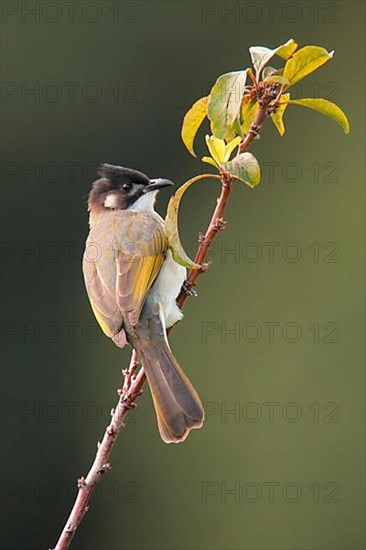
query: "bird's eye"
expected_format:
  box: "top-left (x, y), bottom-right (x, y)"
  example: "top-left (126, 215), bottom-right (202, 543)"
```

top-left (122, 183), bottom-right (132, 191)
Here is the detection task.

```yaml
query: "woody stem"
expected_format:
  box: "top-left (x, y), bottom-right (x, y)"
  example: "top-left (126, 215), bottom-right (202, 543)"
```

top-left (52, 100), bottom-right (271, 550)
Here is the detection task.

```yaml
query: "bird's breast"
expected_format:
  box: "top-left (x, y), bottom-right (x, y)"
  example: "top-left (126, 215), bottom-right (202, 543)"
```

top-left (145, 250), bottom-right (186, 329)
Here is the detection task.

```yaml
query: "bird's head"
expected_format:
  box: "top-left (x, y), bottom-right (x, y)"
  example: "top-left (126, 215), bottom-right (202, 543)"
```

top-left (88, 163), bottom-right (174, 212)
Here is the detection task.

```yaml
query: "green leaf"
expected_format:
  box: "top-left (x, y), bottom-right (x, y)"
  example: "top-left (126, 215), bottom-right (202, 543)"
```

top-left (225, 121), bottom-right (237, 143)
top-left (262, 66), bottom-right (278, 79)
top-left (222, 152), bottom-right (261, 188)
top-left (288, 98), bottom-right (350, 133)
top-left (165, 175), bottom-right (220, 269)
top-left (208, 70), bottom-right (248, 139)
top-left (271, 93), bottom-right (290, 136)
top-left (224, 136), bottom-right (242, 161)
top-left (181, 96), bottom-right (208, 157)
top-left (241, 96), bottom-right (258, 134)
top-left (283, 46), bottom-right (334, 85)
top-left (226, 116), bottom-right (244, 140)
top-left (249, 46), bottom-right (275, 78)
top-left (249, 39), bottom-right (298, 79)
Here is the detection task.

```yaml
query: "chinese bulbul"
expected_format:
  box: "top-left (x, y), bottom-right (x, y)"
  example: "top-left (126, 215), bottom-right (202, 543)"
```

top-left (83, 164), bottom-right (204, 443)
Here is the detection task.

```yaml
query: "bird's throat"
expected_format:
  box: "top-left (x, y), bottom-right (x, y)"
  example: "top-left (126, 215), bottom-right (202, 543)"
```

top-left (128, 190), bottom-right (158, 213)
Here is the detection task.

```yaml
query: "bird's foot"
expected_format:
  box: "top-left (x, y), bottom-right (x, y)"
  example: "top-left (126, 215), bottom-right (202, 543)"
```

top-left (182, 281), bottom-right (197, 297)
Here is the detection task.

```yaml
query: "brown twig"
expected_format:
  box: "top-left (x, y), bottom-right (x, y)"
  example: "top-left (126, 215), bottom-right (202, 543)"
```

top-left (51, 101), bottom-right (271, 550)
top-left (238, 93), bottom-right (274, 154)
top-left (176, 95), bottom-right (273, 304)
top-left (52, 351), bottom-right (142, 550)
top-left (176, 176), bottom-right (231, 307)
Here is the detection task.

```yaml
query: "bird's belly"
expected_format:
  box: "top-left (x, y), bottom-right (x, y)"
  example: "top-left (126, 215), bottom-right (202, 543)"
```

top-left (146, 250), bottom-right (186, 329)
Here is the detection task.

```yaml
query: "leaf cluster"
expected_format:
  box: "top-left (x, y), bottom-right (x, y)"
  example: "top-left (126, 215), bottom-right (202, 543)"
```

top-left (166, 39), bottom-right (350, 269)
top-left (182, 39), bottom-right (349, 186)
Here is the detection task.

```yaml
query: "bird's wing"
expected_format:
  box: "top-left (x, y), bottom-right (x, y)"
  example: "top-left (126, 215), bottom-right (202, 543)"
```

top-left (83, 210), bottom-right (168, 340)
top-left (83, 235), bottom-right (124, 341)
top-left (115, 211), bottom-right (167, 326)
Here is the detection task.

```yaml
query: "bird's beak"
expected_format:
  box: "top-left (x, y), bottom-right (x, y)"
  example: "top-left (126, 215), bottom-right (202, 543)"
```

top-left (144, 178), bottom-right (174, 193)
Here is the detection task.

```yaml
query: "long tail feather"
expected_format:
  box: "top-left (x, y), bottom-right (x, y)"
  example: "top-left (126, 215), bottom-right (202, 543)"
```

top-left (133, 311), bottom-right (204, 443)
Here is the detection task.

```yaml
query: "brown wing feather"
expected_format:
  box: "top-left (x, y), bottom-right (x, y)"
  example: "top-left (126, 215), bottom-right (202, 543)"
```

top-left (83, 252), bottom-right (123, 340)
top-left (83, 209), bottom-right (167, 341)
top-left (115, 211), bottom-right (167, 326)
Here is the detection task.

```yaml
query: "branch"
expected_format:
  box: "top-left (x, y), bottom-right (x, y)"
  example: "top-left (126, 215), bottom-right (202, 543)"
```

top-left (176, 96), bottom-right (273, 305)
top-left (175, 177), bottom-right (230, 307)
top-left (238, 94), bottom-right (273, 154)
top-left (51, 101), bottom-right (271, 550)
top-left (52, 351), bottom-right (143, 550)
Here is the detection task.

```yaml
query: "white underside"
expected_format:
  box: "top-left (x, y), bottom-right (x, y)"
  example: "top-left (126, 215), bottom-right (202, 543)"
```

top-left (146, 249), bottom-right (186, 330)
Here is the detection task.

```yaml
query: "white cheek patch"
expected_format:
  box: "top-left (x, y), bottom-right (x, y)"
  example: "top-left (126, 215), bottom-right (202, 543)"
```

top-left (104, 193), bottom-right (119, 209)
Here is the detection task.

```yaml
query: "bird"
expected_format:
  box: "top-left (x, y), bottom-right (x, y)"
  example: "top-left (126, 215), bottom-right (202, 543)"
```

top-left (82, 163), bottom-right (204, 443)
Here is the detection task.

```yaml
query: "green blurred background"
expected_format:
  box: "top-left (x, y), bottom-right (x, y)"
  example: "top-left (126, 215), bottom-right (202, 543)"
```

top-left (1, 1), bottom-right (365, 549)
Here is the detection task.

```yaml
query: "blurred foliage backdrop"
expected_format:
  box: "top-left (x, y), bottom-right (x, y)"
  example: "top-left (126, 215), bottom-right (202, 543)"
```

top-left (1, 1), bottom-right (365, 549)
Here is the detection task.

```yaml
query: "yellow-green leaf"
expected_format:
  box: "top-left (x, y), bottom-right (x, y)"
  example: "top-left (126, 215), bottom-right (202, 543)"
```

top-left (208, 70), bottom-right (248, 139)
top-left (289, 98), bottom-right (350, 133)
top-left (226, 116), bottom-right (244, 141)
top-left (225, 123), bottom-right (237, 143)
top-left (224, 136), bottom-right (242, 162)
top-left (202, 156), bottom-right (219, 168)
top-left (205, 135), bottom-right (227, 165)
top-left (262, 66), bottom-right (278, 79)
top-left (165, 174), bottom-right (221, 269)
top-left (249, 39), bottom-right (298, 78)
top-left (222, 152), bottom-right (261, 188)
top-left (181, 96), bottom-right (208, 157)
top-left (241, 96), bottom-right (258, 134)
top-left (262, 66), bottom-right (290, 85)
top-left (276, 39), bottom-right (298, 60)
top-left (265, 75), bottom-right (290, 85)
top-left (203, 135), bottom-right (241, 168)
top-left (271, 93), bottom-right (290, 136)
top-left (283, 46), bottom-right (334, 85)
top-left (249, 46), bottom-right (275, 78)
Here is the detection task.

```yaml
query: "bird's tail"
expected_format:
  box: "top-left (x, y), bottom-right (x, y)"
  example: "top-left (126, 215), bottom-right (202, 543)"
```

top-left (133, 309), bottom-right (204, 444)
